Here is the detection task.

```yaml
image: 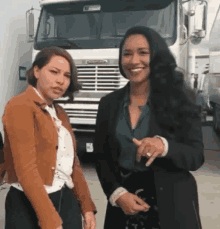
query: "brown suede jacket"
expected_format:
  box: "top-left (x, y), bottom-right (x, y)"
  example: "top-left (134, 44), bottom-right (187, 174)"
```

top-left (0, 85), bottom-right (96, 229)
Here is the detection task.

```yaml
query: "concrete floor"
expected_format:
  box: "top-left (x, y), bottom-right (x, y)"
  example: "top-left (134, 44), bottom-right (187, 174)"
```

top-left (0, 124), bottom-right (219, 229)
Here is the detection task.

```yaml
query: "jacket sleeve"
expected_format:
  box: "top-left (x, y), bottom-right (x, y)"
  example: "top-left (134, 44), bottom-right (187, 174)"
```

top-left (2, 99), bottom-right (62, 229)
top-left (159, 117), bottom-right (204, 171)
top-left (71, 156), bottom-right (97, 215)
top-left (58, 105), bottom-right (97, 215)
top-left (94, 97), bottom-right (122, 199)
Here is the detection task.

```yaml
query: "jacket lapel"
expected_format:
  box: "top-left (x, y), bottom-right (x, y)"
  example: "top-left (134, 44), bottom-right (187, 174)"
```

top-left (25, 85), bottom-right (59, 147)
top-left (25, 85), bottom-right (48, 110)
top-left (149, 110), bottom-right (162, 137)
top-left (108, 84), bottom-right (129, 139)
top-left (109, 97), bottom-right (125, 135)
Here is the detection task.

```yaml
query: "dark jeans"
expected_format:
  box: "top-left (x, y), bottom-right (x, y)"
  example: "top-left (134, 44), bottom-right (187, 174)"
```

top-left (5, 185), bottom-right (82, 229)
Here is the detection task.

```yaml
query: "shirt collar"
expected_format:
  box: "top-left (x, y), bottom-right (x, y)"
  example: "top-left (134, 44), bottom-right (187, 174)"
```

top-left (31, 86), bottom-right (62, 128)
top-left (32, 86), bottom-right (44, 100)
top-left (31, 86), bottom-right (55, 110)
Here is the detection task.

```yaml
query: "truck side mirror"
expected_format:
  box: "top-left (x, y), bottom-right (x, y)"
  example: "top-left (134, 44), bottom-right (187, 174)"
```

top-left (191, 1), bottom-right (208, 42)
top-left (28, 12), bottom-right (35, 40)
top-left (26, 8), bottom-right (35, 42)
top-left (26, 8), bottom-right (40, 42)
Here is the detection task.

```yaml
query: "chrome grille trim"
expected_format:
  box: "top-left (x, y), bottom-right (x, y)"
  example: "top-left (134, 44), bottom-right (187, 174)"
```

top-left (77, 65), bottom-right (127, 92)
top-left (59, 103), bottom-right (98, 122)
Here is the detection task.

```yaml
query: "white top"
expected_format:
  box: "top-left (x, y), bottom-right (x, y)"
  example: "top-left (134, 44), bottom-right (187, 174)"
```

top-left (11, 87), bottom-right (74, 193)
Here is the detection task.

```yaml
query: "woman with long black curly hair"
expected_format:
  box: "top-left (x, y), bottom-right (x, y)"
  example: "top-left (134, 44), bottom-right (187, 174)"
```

top-left (94, 26), bottom-right (204, 229)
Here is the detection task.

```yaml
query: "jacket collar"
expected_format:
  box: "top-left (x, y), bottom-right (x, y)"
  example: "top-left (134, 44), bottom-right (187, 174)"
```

top-left (25, 85), bottom-right (49, 111)
top-left (25, 85), bottom-right (65, 121)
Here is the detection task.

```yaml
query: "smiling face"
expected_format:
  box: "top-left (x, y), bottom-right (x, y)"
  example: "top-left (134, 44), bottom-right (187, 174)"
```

top-left (34, 55), bottom-right (71, 105)
top-left (121, 34), bottom-right (150, 85)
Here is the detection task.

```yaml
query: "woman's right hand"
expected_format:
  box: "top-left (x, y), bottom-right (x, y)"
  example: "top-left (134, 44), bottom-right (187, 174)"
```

top-left (116, 192), bottom-right (150, 215)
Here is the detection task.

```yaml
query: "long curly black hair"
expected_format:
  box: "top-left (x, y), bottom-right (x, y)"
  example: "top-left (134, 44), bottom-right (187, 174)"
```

top-left (119, 26), bottom-right (201, 139)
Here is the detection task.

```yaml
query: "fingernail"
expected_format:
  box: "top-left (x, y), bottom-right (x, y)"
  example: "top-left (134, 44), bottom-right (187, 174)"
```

top-left (144, 207), bottom-right (150, 211)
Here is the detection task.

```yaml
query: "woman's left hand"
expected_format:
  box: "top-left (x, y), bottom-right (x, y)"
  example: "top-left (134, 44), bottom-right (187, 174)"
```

top-left (83, 211), bottom-right (96, 229)
top-left (133, 137), bottom-right (165, 166)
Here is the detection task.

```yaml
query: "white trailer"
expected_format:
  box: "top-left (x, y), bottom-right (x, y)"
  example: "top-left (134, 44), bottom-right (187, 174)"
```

top-left (26, 0), bottom-right (208, 155)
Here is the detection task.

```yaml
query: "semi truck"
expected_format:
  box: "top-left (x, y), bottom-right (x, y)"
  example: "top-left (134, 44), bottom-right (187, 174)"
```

top-left (26, 0), bottom-right (208, 155)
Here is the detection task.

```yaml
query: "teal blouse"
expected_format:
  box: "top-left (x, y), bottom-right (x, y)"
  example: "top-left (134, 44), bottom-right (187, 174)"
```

top-left (116, 86), bottom-right (152, 172)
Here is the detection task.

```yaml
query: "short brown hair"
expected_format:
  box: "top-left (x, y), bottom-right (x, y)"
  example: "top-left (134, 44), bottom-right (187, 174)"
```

top-left (27, 46), bottom-right (81, 101)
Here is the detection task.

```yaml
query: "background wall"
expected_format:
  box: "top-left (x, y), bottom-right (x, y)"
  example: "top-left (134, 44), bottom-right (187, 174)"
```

top-left (0, 0), bottom-right (39, 133)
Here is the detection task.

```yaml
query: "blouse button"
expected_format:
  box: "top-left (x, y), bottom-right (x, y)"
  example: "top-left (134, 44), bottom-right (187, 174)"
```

top-left (160, 187), bottom-right (163, 191)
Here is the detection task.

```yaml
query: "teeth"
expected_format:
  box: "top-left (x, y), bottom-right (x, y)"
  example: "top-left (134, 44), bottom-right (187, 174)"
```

top-left (131, 68), bottom-right (142, 72)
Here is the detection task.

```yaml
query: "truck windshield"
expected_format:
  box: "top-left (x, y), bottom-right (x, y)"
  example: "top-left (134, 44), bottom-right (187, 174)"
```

top-left (35, 1), bottom-right (177, 50)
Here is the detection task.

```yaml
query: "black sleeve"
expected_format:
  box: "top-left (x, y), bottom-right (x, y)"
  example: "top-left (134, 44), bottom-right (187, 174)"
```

top-left (162, 117), bottom-right (204, 171)
top-left (94, 97), bottom-right (121, 199)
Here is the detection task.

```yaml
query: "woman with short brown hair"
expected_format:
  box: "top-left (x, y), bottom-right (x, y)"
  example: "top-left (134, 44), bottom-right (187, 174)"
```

top-left (1, 46), bottom-right (96, 229)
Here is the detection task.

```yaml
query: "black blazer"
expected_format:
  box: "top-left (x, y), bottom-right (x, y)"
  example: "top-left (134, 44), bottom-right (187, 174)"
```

top-left (94, 83), bottom-right (204, 229)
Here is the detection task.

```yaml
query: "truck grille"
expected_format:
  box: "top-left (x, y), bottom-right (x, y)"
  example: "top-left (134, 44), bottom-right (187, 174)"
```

top-left (58, 103), bottom-right (98, 125)
top-left (77, 65), bottom-right (127, 92)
